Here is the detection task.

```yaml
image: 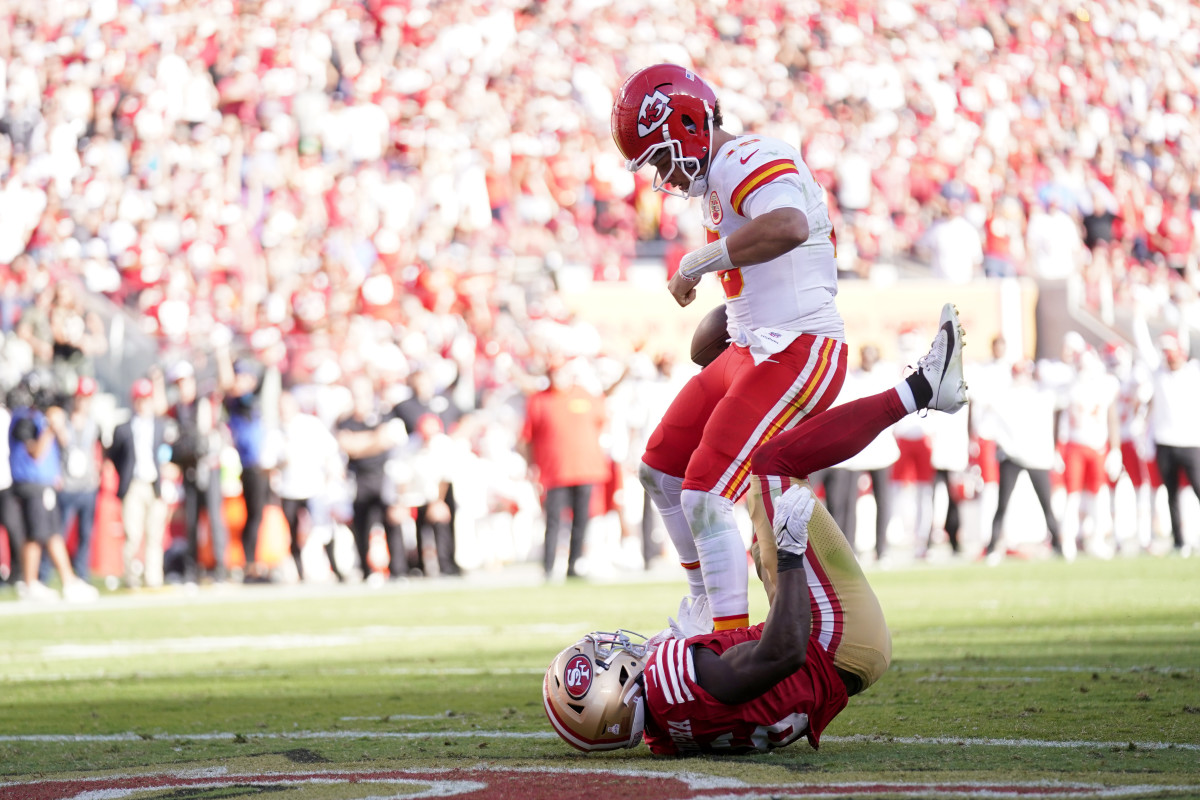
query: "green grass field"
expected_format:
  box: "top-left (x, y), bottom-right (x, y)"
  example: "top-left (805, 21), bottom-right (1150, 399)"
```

top-left (1, 556), bottom-right (1198, 799)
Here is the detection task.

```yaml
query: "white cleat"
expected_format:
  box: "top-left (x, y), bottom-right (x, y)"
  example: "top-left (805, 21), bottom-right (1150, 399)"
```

top-left (772, 484), bottom-right (815, 556)
top-left (19, 580), bottom-right (60, 602)
top-left (917, 302), bottom-right (968, 413)
top-left (62, 579), bottom-right (100, 603)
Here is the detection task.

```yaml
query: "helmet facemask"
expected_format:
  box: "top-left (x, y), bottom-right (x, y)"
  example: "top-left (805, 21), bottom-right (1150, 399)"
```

top-left (626, 101), bottom-right (714, 199)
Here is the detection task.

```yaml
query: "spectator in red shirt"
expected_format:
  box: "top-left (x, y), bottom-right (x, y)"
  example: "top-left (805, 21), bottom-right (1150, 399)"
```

top-left (520, 359), bottom-right (609, 580)
top-left (1151, 192), bottom-right (1195, 277)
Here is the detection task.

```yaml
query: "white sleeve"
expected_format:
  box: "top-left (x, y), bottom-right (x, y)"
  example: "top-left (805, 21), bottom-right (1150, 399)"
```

top-left (739, 177), bottom-right (809, 218)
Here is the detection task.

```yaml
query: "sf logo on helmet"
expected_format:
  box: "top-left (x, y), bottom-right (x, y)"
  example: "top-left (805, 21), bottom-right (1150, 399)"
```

top-left (637, 90), bottom-right (673, 137)
top-left (564, 655), bottom-right (593, 699)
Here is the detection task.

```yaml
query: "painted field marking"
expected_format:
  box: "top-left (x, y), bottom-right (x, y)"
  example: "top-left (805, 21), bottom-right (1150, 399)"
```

top-left (28, 623), bottom-right (586, 660)
top-left (1, 663), bottom-right (1193, 684)
top-left (1, 765), bottom-right (1196, 800)
top-left (1, 730), bottom-right (1196, 752)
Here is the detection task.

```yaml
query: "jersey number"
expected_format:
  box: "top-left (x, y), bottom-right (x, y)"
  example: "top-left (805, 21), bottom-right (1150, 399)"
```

top-left (709, 712), bottom-right (809, 751)
top-left (718, 268), bottom-right (743, 298)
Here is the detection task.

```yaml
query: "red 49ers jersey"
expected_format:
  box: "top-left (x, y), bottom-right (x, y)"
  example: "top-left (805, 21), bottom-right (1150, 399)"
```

top-left (703, 135), bottom-right (842, 341)
top-left (641, 625), bottom-right (849, 756)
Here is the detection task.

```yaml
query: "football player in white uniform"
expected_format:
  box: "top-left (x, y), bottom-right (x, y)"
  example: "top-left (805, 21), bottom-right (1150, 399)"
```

top-left (612, 64), bottom-right (963, 631)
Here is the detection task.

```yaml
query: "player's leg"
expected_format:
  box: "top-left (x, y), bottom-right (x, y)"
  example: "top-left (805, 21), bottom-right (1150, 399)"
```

top-left (762, 475), bottom-right (890, 695)
top-left (986, 458), bottom-right (1020, 556)
top-left (683, 335), bottom-right (847, 630)
top-left (1172, 445), bottom-right (1200, 552)
top-left (640, 353), bottom-right (732, 597)
top-left (870, 466), bottom-right (894, 560)
top-left (1027, 466), bottom-right (1062, 554)
top-left (747, 387), bottom-right (926, 603)
top-left (1061, 444), bottom-right (1086, 561)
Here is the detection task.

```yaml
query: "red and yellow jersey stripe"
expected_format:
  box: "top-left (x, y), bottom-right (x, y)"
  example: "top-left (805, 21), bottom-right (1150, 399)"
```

top-left (730, 159), bottom-right (800, 216)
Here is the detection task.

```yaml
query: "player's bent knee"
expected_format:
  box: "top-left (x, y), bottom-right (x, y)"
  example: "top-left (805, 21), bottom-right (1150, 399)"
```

top-left (679, 489), bottom-right (734, 539)
top-left (639, 462), bottom-right (684, 508)
top-left (750, 436), bottom-right (783, 476)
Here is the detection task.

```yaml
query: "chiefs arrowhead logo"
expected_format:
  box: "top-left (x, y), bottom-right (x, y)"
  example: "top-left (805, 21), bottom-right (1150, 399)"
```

top-left (637, 90), bottom-right (673, 137)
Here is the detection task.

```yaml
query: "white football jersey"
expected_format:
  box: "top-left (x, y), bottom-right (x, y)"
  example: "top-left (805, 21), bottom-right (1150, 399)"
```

top-left (1064, 369), bottom-right (1118, 450)
top-left (702, 135), bottom-right (843, 342)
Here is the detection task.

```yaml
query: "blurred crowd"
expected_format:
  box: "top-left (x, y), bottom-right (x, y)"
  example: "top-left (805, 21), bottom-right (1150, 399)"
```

top-left (3, 0), bottom-right (1200, 597)
top-left (2, 0), bottom-right (1200, 370)
top-left (816, 318), bottom-right (1199, 565)
top-left (1, 313), bottom-right (696, 596)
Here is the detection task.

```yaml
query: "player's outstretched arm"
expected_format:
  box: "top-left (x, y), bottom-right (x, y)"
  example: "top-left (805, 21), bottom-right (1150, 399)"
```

top-left (692, 486), bottom-right (815, 705)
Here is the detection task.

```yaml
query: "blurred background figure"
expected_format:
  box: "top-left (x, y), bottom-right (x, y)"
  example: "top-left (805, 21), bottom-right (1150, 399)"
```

top-left (0, 391), bottom-right (14, 585)
top-left (401, 413), bottom-right (463, 577)
top-left (391, 365), bottom-right (463, 575)
top-left (47, 282), bottom-right (106, 397)
top-left (7, 373), bottom-right (97, 600)
top-left (1148, 332), bottom-right (1200, 557)
top-left (52, 376), bottom-right (102, 584)
top-left (219, 352), bottom-right (272, 582)
top-left (610, 351), bottom-right (689, 571)
top-left (967, 335), bottom-right (1012, 557)
top-left (167, 361), bottom-right (228, 584)
top-left (985, 361), bottom-right (1062, 563)
top-left (336, 375), bottom-right (408, 582)
top-left (521, 359), bottom-right (609, 581)
top-left (815, 344), bottom-right (901, 562)
top-left (107, 378), bottom-right (169, 590)
top-left (916, 195), bottom-right (983, 284)
top-left (1058, 348), bottom-right (1120, 560)
top-left (892, 332), bottom-right (935, 562)
top-left (925, 405), bottom-right (971, 559)
top-left (1105, 343), bottom-right (1158, 553)
top-left (1026, 195), bottom-right (1085, 281)
top-left (274, 389), bottom-right (343, 582)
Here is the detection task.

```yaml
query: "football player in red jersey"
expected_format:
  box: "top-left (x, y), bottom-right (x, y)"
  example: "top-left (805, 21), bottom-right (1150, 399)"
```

top-left (543, 306), bottom-right (969, 755)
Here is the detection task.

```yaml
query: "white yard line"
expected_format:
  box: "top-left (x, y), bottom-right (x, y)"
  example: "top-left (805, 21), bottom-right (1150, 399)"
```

top-left (0, 764), bottom-right (1195, 800)
top-left (1, 662), bottom-right (1193, 684)
top-left (0, 730), bottom-right (1196, 751)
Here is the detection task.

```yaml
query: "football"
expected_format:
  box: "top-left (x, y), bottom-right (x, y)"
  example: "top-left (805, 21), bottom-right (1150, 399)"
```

top-left (690, 303), bottom-right (731, 367)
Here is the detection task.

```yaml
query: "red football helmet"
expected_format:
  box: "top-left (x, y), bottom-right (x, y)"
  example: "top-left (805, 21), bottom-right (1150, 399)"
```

top-left (611, 63), bottom-right (717, 198)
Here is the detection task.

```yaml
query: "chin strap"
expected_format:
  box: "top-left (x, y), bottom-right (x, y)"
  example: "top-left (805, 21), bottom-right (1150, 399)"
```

top-left (621, 680), bottom-right (646, 748)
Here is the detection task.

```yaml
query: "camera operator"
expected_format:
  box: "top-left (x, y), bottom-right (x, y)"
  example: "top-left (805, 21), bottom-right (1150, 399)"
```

top-left (7, 373), bottom-right (98, 601)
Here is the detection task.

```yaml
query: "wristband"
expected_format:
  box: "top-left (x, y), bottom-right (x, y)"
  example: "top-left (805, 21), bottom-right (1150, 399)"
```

top-left (776, 550), bottom-right (806, 572)
top-left (678, 237), bottom-right (734, 280)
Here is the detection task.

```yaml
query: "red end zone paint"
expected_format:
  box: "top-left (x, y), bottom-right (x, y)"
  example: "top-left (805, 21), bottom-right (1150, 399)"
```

top-left (6, 768), bottom-right (1194, 800)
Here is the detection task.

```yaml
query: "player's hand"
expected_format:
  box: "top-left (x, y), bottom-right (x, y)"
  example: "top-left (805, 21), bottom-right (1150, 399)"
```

top-left (668, 594), bottom-right (712, 639)
top-left (427, 499), bottom-right (452, 523)
top-left (667, 270), bottom-right (700, 307)
top-left (45, 405), bottom-right (67, 431)
top-left (1105, 448), bottom-right (1123, 482)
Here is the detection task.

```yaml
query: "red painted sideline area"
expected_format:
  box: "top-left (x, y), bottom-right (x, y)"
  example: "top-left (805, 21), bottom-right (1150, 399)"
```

top-left (5, 767), bottom-right (1175, 800)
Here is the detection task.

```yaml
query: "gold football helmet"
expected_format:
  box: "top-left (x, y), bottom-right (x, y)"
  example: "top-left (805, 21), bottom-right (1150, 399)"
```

top-left (542, 630), bottom-right (649, 751)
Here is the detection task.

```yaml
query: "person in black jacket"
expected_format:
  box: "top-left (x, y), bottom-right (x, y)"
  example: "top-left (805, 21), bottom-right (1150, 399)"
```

top-left (107, 378), bottom-right (169, 589)
top-left (167, 361), bottom-right (228, 583)
top-left (336, 375), bottom-right (409, 581)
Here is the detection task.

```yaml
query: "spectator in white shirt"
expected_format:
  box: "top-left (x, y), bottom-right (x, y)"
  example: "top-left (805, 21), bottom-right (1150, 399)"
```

top-left (916, 197), bottom-right (983, 284)
top-left (1149, 333), bottom-right (1200, 556)
top-left (1026, 195), bottom-right (1084, 281)
top-left (985, 361), bottom-right (1062, 562)
top-left (274, 389), bottom-right (345, 582)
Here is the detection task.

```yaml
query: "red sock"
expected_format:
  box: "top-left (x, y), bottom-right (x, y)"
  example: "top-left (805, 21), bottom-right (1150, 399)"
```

top-left (752, 388), bottom-right (908, 479)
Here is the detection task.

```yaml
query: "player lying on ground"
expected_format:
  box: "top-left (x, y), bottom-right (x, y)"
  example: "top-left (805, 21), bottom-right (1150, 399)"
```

top-left (543, 303), bottom-right (968, 755)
